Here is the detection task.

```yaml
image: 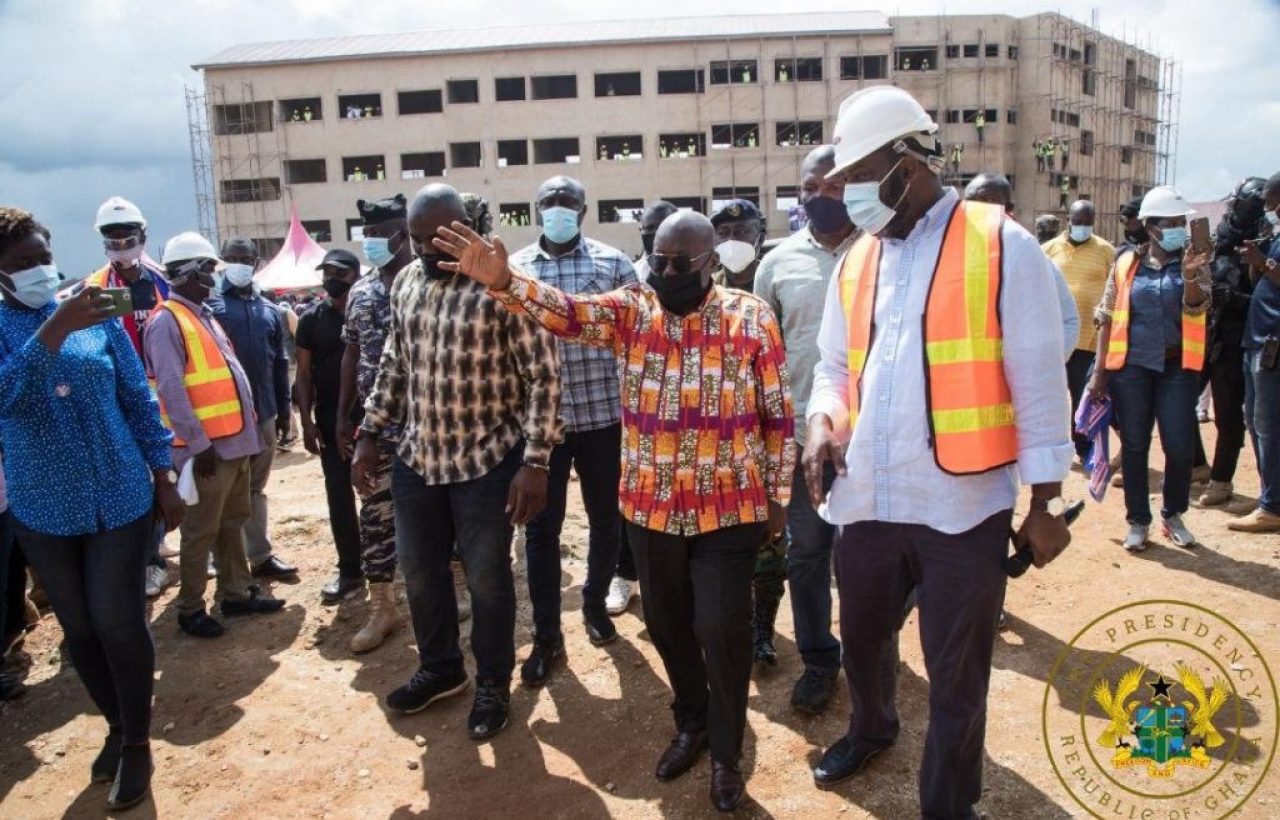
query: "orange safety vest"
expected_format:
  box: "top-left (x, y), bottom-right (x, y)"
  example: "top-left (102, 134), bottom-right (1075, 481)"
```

top-left (1103, 250), bottom-right (1206, 372)
top-left (837, 200), bottom-right (1018, 475)
top-left (151, 301), bottom-right (245, 447)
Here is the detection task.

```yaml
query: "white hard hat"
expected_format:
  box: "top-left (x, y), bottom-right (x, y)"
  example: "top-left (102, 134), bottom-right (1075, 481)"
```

top-left (162, 231), bottom-right (218, 265)
top-left (1137, 185), bottom-right (1196, 220)
top-left (827, 86), bottom-right (939, 179)
top-left (94, 196), bottom-right (147, 231)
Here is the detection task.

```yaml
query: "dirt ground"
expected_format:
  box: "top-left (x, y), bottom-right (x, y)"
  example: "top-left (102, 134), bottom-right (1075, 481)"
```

top-left (1, 423), bottom-right (1277, 820)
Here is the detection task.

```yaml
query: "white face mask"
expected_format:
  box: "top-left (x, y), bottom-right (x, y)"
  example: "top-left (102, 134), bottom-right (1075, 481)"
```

top-left (0, 263), bottom-right (61, 309)
top-left (716, 239), bottom-right (757, 274)
top-left (842, 157), bottom-right (911, 236)
top-left (223, 263), bottom-right (255, 289)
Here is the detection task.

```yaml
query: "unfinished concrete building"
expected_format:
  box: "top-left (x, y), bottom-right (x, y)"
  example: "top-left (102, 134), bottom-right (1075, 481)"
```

top-left (190, 11), bottom-right (1176, 259)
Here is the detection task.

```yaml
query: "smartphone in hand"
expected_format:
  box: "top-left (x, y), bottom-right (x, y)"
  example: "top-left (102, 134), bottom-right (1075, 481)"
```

top-left (101, 287), bottom-right (133, 318)
top-left (1189, 216), bottom-right (1212, 255)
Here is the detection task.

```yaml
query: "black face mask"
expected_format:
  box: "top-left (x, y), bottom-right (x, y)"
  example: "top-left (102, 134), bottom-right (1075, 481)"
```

top-left (641, 232), bottom-right (656, 255)
top-left (648, 268), bottom-right (711, 317)
top-left (419, 254), bottom-right (452, 280)
top-left (323, 278), bottom-right (353, 299)
top-left (1124, 226), bottom-right (1149, 244)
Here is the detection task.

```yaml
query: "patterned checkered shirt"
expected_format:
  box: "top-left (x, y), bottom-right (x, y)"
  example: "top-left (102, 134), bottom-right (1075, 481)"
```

top-left (493, 271), bottom-right (795, 536)
top-left (360, 259), bottom-right (562, 485)
top-left (509, 237), bottom-right (637, 432)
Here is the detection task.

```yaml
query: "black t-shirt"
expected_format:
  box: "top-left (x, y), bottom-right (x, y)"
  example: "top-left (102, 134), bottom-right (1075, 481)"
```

top-left (295, 301), bottom-right (358, 433)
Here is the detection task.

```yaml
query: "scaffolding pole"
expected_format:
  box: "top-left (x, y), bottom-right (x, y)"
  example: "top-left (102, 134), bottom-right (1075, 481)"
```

top-left (184, 85), bottom-right (217, 242)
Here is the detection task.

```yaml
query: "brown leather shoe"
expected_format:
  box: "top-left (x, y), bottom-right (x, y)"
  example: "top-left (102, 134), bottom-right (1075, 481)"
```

top-left (710, 759), bottom-right (745, 812)
top-left (655, 730), bottom-right (707, 781)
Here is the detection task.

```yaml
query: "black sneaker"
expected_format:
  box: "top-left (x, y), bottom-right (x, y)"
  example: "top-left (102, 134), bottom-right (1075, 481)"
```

top-left (91, 730), bottom-right (123, 783)
top-left (583, 607), bottom-right (617, 646)
top-left (520, 634), bottom-right (565, 687)
top-left (321, 574), bottom-right (365, 605)
top-left (791, 667), bottom-right (838, 715)
top-left (468, 679), bottom-right (511, 741)
top-left (220, 589), bottom-right (286, 618)
top-left (385, 668), bottom-right (469, 714)
top-left (178, 609), bottom-right (224, 638)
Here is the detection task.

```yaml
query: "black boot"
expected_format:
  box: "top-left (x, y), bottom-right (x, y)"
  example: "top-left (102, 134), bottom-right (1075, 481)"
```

top-left (751, 580), bottom-right (783, 666)
top-left (91, 729), bottom-right (122, 783)
top-left (106, 743), bottom-right (152, 811)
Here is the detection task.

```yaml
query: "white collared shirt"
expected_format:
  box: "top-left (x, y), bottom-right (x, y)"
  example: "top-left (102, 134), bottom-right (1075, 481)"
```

top-left (808, 189), bottom-right (1073, 534)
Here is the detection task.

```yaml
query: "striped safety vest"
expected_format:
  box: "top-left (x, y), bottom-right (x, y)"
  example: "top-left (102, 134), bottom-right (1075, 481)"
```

top-left (837, 199), bottom-right (1018, 475)
top-left (151, 301), bottom-right (245, 447)
top-left (1103, 250), bottom-right (1206, 372)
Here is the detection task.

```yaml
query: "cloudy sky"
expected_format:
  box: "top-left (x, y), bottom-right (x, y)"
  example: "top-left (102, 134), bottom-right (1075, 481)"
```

top-left (1, 0), bottom-right (1276, 277)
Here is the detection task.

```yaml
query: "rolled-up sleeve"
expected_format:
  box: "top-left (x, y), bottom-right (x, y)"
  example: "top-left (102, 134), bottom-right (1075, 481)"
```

top-left (806, 255), bottom-right (853, 441)
top-left (1000, 228), bottom-right (1073, 485)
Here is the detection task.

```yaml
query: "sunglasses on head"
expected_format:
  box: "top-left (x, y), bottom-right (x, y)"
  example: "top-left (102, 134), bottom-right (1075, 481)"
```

top-left (647, 251), bottom-right (711, 276)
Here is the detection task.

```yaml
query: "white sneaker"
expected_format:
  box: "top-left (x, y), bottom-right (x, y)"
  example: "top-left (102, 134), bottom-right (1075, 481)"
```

top-left (1123, 524), bottom-right (1150, 552)
top-left (605, 575), bottom-right (634, 616)
top-left (207, 555), bottom-right (217, 578)
top-left (145, 564), bottom-right (169, 598)
top-left (1162, 514), bottom-right (1197, 549)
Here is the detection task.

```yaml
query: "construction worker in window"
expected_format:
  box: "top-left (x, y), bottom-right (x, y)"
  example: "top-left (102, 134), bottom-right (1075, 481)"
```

top-left (973, 109), bottom-right (986, 143)
top-left (804, 86), bottom-right (1072, 817)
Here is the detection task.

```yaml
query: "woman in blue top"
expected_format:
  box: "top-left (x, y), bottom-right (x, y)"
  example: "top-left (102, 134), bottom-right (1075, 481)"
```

top-left (1089, 186), bottom-right (1212, 552)
top-left (0, 207), bottom-right (183, 812)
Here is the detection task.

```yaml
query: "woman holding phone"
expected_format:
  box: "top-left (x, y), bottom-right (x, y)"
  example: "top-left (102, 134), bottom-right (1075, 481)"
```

top-left (1089, 186), bottom-right (1212, 552)
top-left (0, 206), bottom-right (182, 811)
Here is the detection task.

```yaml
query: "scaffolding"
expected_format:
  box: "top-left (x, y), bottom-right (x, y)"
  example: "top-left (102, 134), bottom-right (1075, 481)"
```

top-left (184, 86), bottom-right (217, 241)
top-left (195, 80), bottom-right (289, 255)
top-left (1021, 11), bottom-right (1178, 234)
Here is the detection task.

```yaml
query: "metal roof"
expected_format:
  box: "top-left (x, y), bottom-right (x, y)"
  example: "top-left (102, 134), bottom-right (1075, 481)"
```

top-left (193, 12), bottom-right (892, 70)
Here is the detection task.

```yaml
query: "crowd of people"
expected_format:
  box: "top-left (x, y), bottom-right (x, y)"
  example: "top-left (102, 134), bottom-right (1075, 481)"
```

top-left (0, 83), bottom-right (1277, 816)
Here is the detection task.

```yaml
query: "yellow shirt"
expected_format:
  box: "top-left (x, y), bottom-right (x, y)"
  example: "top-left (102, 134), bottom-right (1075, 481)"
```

top-left (1042, 232), bottom-right (1116, 352)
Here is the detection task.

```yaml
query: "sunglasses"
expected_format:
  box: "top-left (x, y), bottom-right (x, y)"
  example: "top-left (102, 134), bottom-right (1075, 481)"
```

top-left (103, 235), bottom-right (142, 251)
top-left (648, 251), bottom-right (711, 276)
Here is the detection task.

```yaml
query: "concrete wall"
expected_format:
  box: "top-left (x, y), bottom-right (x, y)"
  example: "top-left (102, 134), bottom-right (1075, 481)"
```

top-left (202, 13), bottom-right (1164, 258)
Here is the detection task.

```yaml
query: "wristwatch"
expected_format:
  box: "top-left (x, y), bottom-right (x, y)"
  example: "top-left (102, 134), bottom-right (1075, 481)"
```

top-left (1031, 496), bottom-right (1068, 517)
top-left (522, 460), bottom-right (550, 473)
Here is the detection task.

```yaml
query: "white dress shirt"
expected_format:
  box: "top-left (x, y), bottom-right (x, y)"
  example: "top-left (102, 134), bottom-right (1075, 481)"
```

top-left (808, 189), bottom-right (1073, 534)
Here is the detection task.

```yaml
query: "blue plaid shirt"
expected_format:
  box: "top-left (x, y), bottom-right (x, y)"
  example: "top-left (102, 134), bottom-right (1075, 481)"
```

top-left (510, 236), bottom-right (637, 432)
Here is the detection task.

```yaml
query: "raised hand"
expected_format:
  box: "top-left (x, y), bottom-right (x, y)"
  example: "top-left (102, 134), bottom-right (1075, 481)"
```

top-left (433, 221), bottom-right (513, 289)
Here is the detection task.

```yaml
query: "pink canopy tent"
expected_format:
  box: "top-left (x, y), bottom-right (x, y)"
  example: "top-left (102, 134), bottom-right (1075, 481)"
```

top-left (255, 204), bottom-right (326, 292)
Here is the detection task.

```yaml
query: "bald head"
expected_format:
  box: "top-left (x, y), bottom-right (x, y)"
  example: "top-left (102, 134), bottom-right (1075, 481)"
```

top-left (964, 173), bottom-right (1014, 211)
top-left (801, 145), bottom-right (837, 179)
top-left (536, 176), bottom-right (586, 210)
top-left (641, 200), bottom-right (679, 234)
top-left (408, 183), bottom-right (468, 257)
top-left (654, 210), bottom-right (715, 259)
top-left (1068, 199), bottom-right (1095, 226)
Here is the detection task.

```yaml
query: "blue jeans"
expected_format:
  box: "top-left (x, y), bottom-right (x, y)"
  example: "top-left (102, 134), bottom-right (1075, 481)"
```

top-left (1109, 360), bottom-right (1199, 525)
top-left (14, 511), bottom-right (155, 744)
top-left (1245, 351), bottom-right (1280, 515)
top-left (392, 444), bottom-right (522, 684)
top-left (785, 459), bottom-right (840, 672)
top-left (524, 423), bottom-right (622, 638)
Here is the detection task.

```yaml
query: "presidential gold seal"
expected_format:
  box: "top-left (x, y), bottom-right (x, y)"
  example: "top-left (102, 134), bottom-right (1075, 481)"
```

top-left (1043, 600), bottom-right (1277, 819)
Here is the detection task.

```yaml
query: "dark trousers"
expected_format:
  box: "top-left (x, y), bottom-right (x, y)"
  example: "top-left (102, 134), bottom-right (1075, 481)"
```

top-left (4, 536), bottom-right (25, 639)
top-left (1066, 349), bottom-right (1096, 459)
top-left (525, 423), bottom-right (623, 637)
top-left (1245, 351), bottom-right (1280, 514)
top-left (615, 521), bottom-right (637, 580)
top-left (393, 444), bottom-right (521, 684)
top-left (785, 459), bottom-right (840, 671)
top-left (834, 510), bottom-right (1010, 820)
top-left (15, 512), bottom-right (155, 745)
top-left (1208, 348), bottom-right (1248, 483)
top-left (320, 425), bottom-right (362, 579)
top-left (627, 520), bottom-right (765, 765)
top-left (1110, 360), bottom-right (1199, 525)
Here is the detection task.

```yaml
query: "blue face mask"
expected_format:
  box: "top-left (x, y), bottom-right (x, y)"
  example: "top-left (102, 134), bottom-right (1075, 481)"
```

top-left (540, 206), bottom-right (581, 245)
top-left (842, 158), bottom-right (909, 236)
top-left (362, 233), bottom-right (399, 269)
top-left (1155, 226), bottom-right (1188, 253)
top-left (1069, 225), bottom-right (1093, 243)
